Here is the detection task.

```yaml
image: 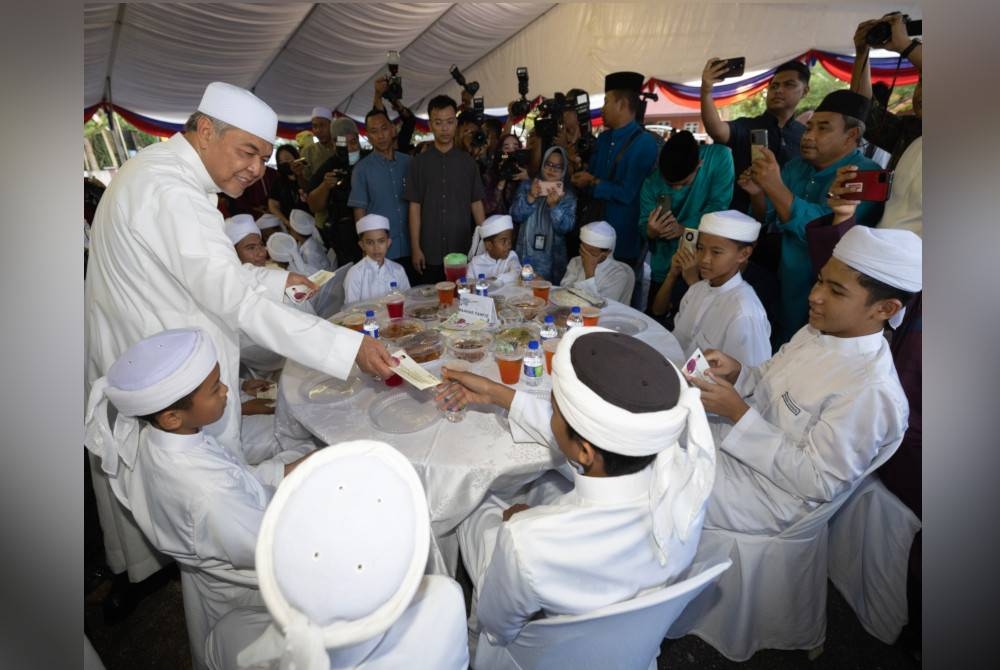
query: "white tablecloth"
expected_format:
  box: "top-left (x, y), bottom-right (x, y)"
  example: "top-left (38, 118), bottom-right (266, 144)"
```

top-left (275, 290), bottom-right (684, 573)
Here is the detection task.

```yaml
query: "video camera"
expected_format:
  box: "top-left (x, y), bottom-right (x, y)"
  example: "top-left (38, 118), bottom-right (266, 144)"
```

top-left (449, 64), bottom-right (480, 96)
top-left (509, 67), bottom-right (532, 117)
top-left (382, 50), bottom-right (403, 104)
top-left (865, 13), bottom-right (922, 47)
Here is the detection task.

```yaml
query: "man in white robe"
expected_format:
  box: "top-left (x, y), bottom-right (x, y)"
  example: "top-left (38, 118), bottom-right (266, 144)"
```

top-left (689, 226), bottom-right (919, 533)
top-left (85, 82), bottom-right (396, 598)
top-left (559, 221), bottom-right (635, 304)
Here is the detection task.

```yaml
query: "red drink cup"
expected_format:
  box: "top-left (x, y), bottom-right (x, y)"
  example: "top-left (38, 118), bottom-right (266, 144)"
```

top-left (436, 281), bottom-right (456, 306)
top-left (530, 279), bottom-right (551, 302)
top-left (384, 373), bottom-right (404, 387)
top-left (581, 306), bottom-right (600, 327)
top-left (542, 337), bottom-right (561, 375)
top-left (387, 297), bottom-right (405, 319)
top-left (444, 263), bottom-right (468, 284)
top-left (495, 349), bottom-right (524, 385)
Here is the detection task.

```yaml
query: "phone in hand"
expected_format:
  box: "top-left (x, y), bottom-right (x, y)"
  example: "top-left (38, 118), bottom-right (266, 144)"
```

top-left (715, 57), bottom-right (746, 79)
top-left (537, 180), bottom-right (564, 197)
top-left (680, 228), bottom-right (699, 254)
top-left (656, 192), bottom-right (672, 214)
top-left (841, 169), bottom-right (894, 202)
top-left (750, 129), bottom-right (768, 162)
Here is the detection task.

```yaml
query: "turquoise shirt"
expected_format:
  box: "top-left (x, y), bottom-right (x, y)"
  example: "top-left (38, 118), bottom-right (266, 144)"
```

top-left (638, 143), bottom-right (734, 282)
top-left (767, 149), bottom-right (884, 345)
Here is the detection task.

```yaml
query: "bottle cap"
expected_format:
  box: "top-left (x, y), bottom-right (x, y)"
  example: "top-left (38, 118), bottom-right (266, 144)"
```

top-left (571, 306), bottom-right (581, 313)
top-left (528, 340), bottom-right (539, 350)
top-left (478, 273), bottom-right (485, 279)
top-left (390, 281), bottom-right (398, 288)
top-left (545, 315), bottom-right (554, 323)
top-left (365, 310), bottom-right (375, 317)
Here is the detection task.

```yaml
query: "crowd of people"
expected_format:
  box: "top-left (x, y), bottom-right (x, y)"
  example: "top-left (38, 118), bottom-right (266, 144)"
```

top-left (83, 11), bottom-right (923, 669)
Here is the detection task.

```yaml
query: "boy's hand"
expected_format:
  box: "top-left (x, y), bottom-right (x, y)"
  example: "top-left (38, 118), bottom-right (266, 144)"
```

top-left (436, 368), bottom-right (513, 411)
top-left (241, 379), bottom-right (274, 394)
top-left (241, 398), bottom-right (275, 416)
top-left (503, 503), bottom-right (531, 522)
top-left (355, 337), bottom-right (398, 379)
top-left (702, 349), bottom-right (741, 384)
top-left (687, 372), bottom-right (750, 423)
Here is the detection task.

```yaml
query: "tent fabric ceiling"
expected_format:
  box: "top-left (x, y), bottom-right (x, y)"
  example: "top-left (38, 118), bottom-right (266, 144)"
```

top-left (85, 2), bottom-right (917, 126)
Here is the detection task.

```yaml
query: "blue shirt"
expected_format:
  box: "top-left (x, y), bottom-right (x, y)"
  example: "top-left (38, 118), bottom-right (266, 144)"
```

top-left (587, 120), bottom-right (659, 260)
top-left (767, 149), bottom-right (884, 344)
top-left (348, 150), bottom-right (412, 259)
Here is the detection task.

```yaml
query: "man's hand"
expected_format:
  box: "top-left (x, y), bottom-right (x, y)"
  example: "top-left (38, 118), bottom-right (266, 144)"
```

top-left (884, 12), bottom-right (913, 53)
top-left (748, 146), bottom-right (782, 193)
top-left (853, 19), bottom-right (882, 52)
top-left (570, 170), bottom-right (595, 189)
top-left (737, 168), bottom-right (762, 196)
top-left (701, 58), bottom-right (730, 90)
top-left (411, 247), bottom-right (426, 274)
top-left (241, 398), bottom-right (275, 416)
top-left (321, 171), bottom-right (339, 189)
top-left (687, 373), bottom-right (750, 423)
top-left (702, 348), bottom-right (741, 385)
top-left (355, 337), bottom-right (398, 379)
top-left (374, 76), bottom-right (389, 97)
top-left (241, 379), bottom-right (274, 395)
top-left (503, 503), bottom-right (531, 522)
top-left (826, 164), bottom-right (862, 225)
top-left (286, 273), bottom-right (318, 295)
top-left (460, 89), bottom-right (473, 110)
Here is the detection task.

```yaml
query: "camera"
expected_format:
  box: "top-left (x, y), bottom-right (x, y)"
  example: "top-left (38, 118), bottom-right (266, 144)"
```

top-left (382, 51), bottom-right (403, 103)
top-left (508, 67), bottom-right (532, 117)
top-left (497, 149), bottom-right (530, 180)
top-left (865, 13), bottom-right (922, 47)
top-left (449, 64), bottom-right (480, 96)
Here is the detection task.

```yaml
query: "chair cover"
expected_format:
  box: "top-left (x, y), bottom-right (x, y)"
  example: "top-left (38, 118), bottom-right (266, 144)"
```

top-left (827, 476), bottom-right (920, 644)
top-left (315, 262), bottom-right (352, 319)
top-left (474, 560), bottom-right (731, 670)
top-left (667, 442), bottom-right (901, 661)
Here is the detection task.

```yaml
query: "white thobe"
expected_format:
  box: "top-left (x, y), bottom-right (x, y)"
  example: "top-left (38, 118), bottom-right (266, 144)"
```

top-left (85, 133), bottom-right (363, 580)
top-left (878, 136), bottom-right (922, 237)
top-left (203, 575), bottom-right (469, 670)
top-left (343, 255), bottom-right (410, 304)
top-left (467, 250), bottom-right (522, 287)
top-left (300, 234), bottom-right (333, 272)
top-left (671, 273), bottom-right (772, 367)
top-left (459, 392), bottom-right (702, 648)
top-left (559, 255), bottom-right (635, 305)
top-left (705, 325), bottom-right (909, 533)
top-left (122, 427), bottom-right (270, 670)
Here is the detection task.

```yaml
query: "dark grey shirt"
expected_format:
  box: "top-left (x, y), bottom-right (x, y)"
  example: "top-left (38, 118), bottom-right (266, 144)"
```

top-left (403, 145), bottom-right (484, 265)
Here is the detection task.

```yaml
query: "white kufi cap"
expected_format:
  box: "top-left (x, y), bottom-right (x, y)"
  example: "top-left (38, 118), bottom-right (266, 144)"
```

top-left (480, 214), bottom-right (513, 239)
top-left (256, 213), bottom-right (284, 230)
top-left (310, 106), bottom-right (333, 121)
top-left (356, 214), bottom-right (390, 235)
top-left (266, 232), bottom-right (308, 273)
top-left (289, 210), bottom-right (317, 237)
top-left (699, 210), bottom-right (761, 243)
top-left (224, 214), bottom-right (260, 245)
top-left (833, 226), bottom-right (922, 293)
top-left (579, 221), bottom-right (616, 251)
top-left (197, 81), bottom-right (278, 144)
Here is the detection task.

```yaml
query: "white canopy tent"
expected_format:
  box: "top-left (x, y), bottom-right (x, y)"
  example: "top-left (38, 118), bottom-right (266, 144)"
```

top-left (85, 2), bottom-right (917, 127)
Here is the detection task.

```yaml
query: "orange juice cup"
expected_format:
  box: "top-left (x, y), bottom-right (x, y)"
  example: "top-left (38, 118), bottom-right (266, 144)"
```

top-left (436, 281), bottom-right (456, 306)
top-left (494, 348), bottom-right (524, 385)
top-left (343, 313), bottom-right (365, 332)
top-left (542, 337), bottom-right (561, 375)
top-left (530, 279), bottom-right (552, 302)
top-left (581, 306), bottom-right (601, 326)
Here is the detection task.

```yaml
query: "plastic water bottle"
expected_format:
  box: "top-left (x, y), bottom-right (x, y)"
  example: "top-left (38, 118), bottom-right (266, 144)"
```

top-left (475, 273), bottom-right (489, 297)
top-left (539, 315), bottom-right (559, 341)
top-left (520, 262), bottom-right (535, 285)
top-left (566, 306), bottom-right (584, 330)
top-left (362, 310), bottom-right (380, 339)
top-left (523, 340), bottom-right (543, 386)
top-left (457, 277), bottom-right (471, 297)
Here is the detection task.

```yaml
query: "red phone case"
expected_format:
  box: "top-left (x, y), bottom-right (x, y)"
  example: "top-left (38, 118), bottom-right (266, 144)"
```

top-left (842, 170), bottom-right (893, 202)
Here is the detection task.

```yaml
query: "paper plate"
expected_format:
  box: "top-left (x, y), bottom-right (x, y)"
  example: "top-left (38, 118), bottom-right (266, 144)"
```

top-left (598, 314), bottom-right (648, 336)
top-left (367, 388), bottom-right (441, 434)
top-left (302, 375), bottom-right (364, 404)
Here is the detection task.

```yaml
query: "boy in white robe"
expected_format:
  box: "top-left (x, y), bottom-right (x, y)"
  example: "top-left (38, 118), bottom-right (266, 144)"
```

top-left (254, 212), bottom-right (285, 245)
top-left (436, 329), bottom-right (716, 655)
top-left (661, 210), bottom-right (771, 366)
top-left (559, 221), bottom-right (635, 304)
top-left (287, 209), bottom-right (334, 272)
top-left (688, 226), bottom-right (919, 533)
top-left (204, 441), bottom-right (469, 670)
top-left (344, 214), bottom-right (410, 304)
top-left (467, 214), bottom-right (522, 286)
top-left (84, 328), bottom-right (314, 670)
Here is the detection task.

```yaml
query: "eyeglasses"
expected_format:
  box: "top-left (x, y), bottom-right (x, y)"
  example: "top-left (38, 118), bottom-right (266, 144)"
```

top-left (543, 161), bottom-right (564, 170)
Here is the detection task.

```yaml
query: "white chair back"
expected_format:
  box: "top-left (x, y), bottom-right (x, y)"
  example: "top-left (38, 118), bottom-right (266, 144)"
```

top-left (474, 560), bottom-right (731, 670)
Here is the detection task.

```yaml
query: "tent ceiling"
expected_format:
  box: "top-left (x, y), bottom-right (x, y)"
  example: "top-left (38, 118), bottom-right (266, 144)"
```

top-left (85, 2), bottom-right (918, 124)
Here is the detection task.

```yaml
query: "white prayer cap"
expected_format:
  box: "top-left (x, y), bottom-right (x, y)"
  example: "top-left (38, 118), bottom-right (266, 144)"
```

top-left (266, 232), bottom-right (307, 272)
top-left (310, 106), bottom-right (333, 121)
top-left (698, 210), bottom-right (761, 243)
top-left (579, 221), bottom-right (616, 251)
top-left (480, 214), bottom-right (513, 239)
top-left (224, 214), bottom-right (260, 245)
top-left (288, 209), bottom-right (317, 237)
top-left (84, 329), bottom-right (218, 479)
top-left (238, 440), bottom-right (430, 669)
top-left (833, 226), bottom-right (922, 292)
top-left (256, 213), bottom-right (283, 230)
top-left (551, 328), bottom-right (716, 561)
top-left (356, 214), bottom-right (390, 235)
top-left (197, 81), bottom-right (278, 144)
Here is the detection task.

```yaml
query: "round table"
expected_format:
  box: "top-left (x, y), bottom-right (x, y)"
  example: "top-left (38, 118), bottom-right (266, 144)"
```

top-left (275, 285), bottom-right (684, 573)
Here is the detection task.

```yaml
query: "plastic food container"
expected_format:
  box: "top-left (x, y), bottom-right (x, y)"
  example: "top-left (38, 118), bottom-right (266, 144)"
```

top-left (493, 323), bottom-right (541, 352)
top-left (378, 317), bottom-right (425, 345)
top-left (405, 300), bottom-right (442, 322)
top-left (399, 330), bottom-right (444, 363)
top-left (506, 295), bottom-right (547, 321)
top-left (444, 331), bottom-right (494, 363)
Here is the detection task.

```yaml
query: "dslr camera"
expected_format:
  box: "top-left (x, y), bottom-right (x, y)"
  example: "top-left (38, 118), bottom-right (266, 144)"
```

top-left (497, 149), bottom-right (531, 181)
top-left (509, 67), bottom-right (532, 117)
top-left (534, 92), bottom-right (568, 141)
top-left (383, 51), bottom-right (403, 104)
top-left (449, 64), bottom-right (480, 96)
top-left (865, 13), bottom-right (922, 47)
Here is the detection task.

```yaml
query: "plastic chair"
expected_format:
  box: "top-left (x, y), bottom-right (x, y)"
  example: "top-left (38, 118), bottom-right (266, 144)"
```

top-left (667, 442), bottom-right (901, 661)
top-left (827, 475), bottom-right (920, 644)
top-left (473, 559), bottom-right (731, 670)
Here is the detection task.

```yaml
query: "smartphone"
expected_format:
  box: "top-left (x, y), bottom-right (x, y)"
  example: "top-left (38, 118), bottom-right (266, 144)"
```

top-left (750, 129), bottom-right (768, 162)
top-left (656, 192), bottom-right (672, 213)
top-left (680, 228), bottom-right (699, 254)
top-left (537, 180), bottom-right (563, 197)
top-left (841, 169), bottom-right (894, 202)
top-left (715, 57), bottom-right (746, 79)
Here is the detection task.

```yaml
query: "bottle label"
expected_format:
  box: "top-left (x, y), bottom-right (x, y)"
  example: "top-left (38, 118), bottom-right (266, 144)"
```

top-left (524, 361), bottom-right (543, 378)
top-left (364, 325), bottom-right (380, 339)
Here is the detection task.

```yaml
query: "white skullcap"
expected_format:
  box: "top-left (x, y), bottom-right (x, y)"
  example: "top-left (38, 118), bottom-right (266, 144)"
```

top-left (833, 226), bottom-right (922, 293)
top-left (256, 213), bottom-right (283, 230)
top-left (84, 329), bottom-right (218, 481)
top-left (237, 441), bottom-right (430, 670)
top-left (266, 232), bottom-right (307, 273)
top-left (579, 221), bottom-right (616, 251)
top-left (551, 328), bottom-right (715, 563)
top-left (310, 106), bottom-right (333, 121)
top-left (699, 210), bottom-right (761, 243)
top-left (288, 210), bottom-right (317, 237)
top-left (197, 82), bottom-right (277, 144)
top-left (224, 214), bottom-right (260, 245)
top-left (356, 214), bottom-right (390, 235)
top-left (480, 214), bottom-right (514, 239)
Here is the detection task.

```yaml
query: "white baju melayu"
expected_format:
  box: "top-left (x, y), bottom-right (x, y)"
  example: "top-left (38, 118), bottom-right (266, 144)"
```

top-left (300, 234), bottom-right (333, 272)
top-left (878, 136), bottom-right (922, 237)
top-left (123, 426), bottom-right (270, 670)
top-left (458, 392), bottom-right (703, 647)
top-left (467, 250), bottom-right (522, 287)
top-left (559, 255), bottom-right (635, 305)
top-left (343, 255), bottom-right (410, 304)
top-left (671, 273), bottom-right (772, 367)
top-left (204, 575), bottom-right (469, 670)
top-left (85, 132), bottom-right (363, 581)
top-left (704, 325), bottom-right (909, 534)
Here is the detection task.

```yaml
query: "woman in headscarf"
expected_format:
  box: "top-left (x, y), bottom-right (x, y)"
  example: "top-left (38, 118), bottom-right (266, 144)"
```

top-left (509, 143), bottom-right (577, 284)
